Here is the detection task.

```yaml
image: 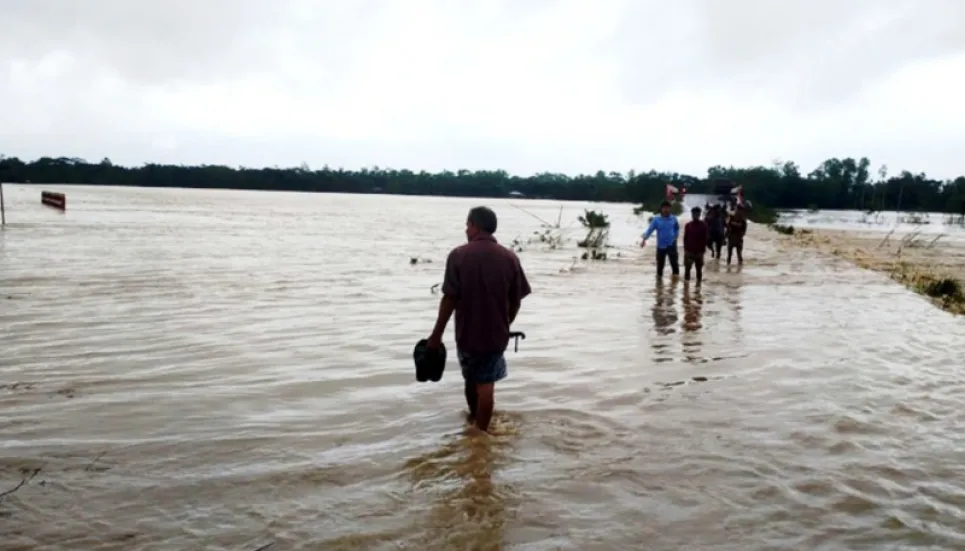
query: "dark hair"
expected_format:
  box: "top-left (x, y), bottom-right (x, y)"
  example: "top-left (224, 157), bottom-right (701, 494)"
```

top-left (660, 200), bottom-right (672, 208)
top-left (467, 206), bottom-right (497, 234)
top-left (691, 206), bottom-right (702, 215)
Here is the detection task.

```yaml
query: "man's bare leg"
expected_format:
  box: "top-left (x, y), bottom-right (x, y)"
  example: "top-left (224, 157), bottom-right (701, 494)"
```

top-left (464, 380), bottom-right (478, 422)
top-left (474, 383), bottom-right (495, 432)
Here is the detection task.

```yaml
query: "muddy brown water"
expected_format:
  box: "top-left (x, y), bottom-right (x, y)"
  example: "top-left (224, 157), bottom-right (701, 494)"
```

top-left (2, 185), bottom-right (965, 550)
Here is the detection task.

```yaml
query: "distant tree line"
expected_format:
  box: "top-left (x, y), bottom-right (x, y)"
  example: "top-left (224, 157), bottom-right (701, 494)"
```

top-left (1, 155), bottom-right (964, 213)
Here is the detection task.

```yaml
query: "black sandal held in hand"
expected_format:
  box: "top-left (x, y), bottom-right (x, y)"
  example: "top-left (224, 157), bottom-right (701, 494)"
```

top-left (413, 340), bottom-right (447, 383)
top-left (412, 332), bottom-right (526, 383)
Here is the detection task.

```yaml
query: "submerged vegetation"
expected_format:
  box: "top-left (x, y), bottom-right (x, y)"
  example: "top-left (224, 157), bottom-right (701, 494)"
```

top-left (577, 210), bottom-right (610, 229)
top-left (3, 155), bottom-right (965, 213)
top-left (501, 205), bottom-right (617, 268)
top-left (508, 204), bottom-right (568, 253)
top-left (770, 224), bottom-right (796, 236)
top-left (746, 205), bottom-right (779, 225)
top-left (577, 210), bottom-right (610, 260)
top-left (784, 225), bottom-right (965, 316)
top-left (945, 213), bottom-right (965, 227)
top-left (892, 263), bottom-right (965, 314)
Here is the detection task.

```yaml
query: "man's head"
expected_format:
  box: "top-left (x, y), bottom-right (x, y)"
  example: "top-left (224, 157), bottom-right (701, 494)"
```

top-left (660, 200), bottom-right (672, 217)
top-left (466, 206), bottom-right (497, 241)
top-left (691, 206), bottom-right (702, 221)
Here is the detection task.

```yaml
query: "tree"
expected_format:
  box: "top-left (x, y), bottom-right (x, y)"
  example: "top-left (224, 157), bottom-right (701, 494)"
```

top-left (0, 155), bottom-right (962, 214)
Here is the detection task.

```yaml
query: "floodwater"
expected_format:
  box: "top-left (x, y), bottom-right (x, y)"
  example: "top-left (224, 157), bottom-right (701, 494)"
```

top-left (780, 207), bottom-right (965, 237)
top-left (2, 185), bottom-right (965, 550)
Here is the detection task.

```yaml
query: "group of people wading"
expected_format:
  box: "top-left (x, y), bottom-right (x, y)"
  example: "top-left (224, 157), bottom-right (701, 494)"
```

top-left (640, 200), bottom-right (748, 285)
top-left (424, 204), bottom-right (749, 434)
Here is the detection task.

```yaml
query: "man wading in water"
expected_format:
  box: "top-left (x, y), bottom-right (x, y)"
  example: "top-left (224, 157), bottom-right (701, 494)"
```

top-left (705, 204), bottom-right (726, 259)
top-left (683, 206), bottom-right (709, 285)
top-left (641, 200), bottom-right (680, 280)
top-left (726, 204), bottom-right (748, 266)
top-left (427, 206), bottom-right (532, 433)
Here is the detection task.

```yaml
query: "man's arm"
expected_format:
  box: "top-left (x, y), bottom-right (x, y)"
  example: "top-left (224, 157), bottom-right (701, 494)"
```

top-left (508, 257), bottom-right (532, 324)
top-left (429, 251), bottom-right (460, 343)
top-left (672, 217), bottom-right (680, 242)
top-left (430, 296), bottom-right (456, 342)
top-left (698, 222), bottom-right (710, 249)
top-left (641, 218), bottom-right (658, 241)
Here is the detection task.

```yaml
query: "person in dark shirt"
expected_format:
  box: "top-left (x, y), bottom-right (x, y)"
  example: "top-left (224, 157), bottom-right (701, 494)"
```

top-left (427, 206), bottom-right (532, 433)
top-left (726, 205), bottom-right (748, 266)
top-left (683, 206), bottom-right (709, 285)
top-left (705, 205), bottom-right (726, 259)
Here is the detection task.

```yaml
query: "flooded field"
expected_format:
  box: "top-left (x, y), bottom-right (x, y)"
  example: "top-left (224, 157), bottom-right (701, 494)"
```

top-left (2, 185), bottom-right (965, 550)
top-left (779, 207), bottom-right (965, 241)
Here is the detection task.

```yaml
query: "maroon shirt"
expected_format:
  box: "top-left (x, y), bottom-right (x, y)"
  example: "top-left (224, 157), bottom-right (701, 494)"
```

top-left (727, 214), bottom-right (747, 239)
top-left (683, 220), bottom-right (709, 254)
top-left (442, 234), bottom-right (532, 355)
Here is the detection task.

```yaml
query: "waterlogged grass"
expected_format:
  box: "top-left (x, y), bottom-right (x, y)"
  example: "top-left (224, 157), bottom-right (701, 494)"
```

top-left (769, 224), bottom-right (797, 235)
top-left (892, 263), bottom-right (965, 314)
top-left (778, 228), bottom-right (965, 316)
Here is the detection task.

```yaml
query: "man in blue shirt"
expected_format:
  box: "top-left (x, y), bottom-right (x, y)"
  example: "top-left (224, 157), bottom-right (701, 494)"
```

top-left (640, 200), bottom-right (680, 279)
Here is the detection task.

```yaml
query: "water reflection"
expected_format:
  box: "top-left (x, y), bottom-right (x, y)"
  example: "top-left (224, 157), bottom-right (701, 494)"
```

top-left (720, 279), bottom-right (744, 329)
top-left (402, 428), bottom-right (517, 549)
top-left (650, 280), bottom-right (679, 336)
top-left (681, 285), bottom-right (703, 333)
top-left (679, 285), bottom-right (705, 367)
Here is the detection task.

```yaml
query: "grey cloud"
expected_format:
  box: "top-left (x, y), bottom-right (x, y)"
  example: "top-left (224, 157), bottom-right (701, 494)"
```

top-left (1, 0), bottom-right (312, 83)
top-left (2, 0), bottom-right (965, 177)
top-left (611, 0), bottom-right (965, 108)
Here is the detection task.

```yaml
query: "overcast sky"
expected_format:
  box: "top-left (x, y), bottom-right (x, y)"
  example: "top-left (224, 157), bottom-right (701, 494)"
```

top-left (2, 0), bottom-right (965, 178)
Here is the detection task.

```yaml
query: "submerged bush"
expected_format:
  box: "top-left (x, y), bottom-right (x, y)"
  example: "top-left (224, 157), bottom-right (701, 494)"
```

top-left (922, 277), bottom-right (962, 300)
top-left (892, 262), bottom-right (965, 313)
top-left (746, 204), bottom-right (779, 225)
top-left (578, 209), bottom-right (610, 228)
top-left (577, 209), bottom-right (610, 253)
top-left (770, 223), bottom-right (795, 235)
top-left (580, 249), bottom-right (607, 261)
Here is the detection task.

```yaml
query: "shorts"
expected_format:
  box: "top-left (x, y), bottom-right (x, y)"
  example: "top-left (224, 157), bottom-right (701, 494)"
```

top-left (458, 350), bottom-right (508, 385)
top-left (684, 251), bottom-right (705, 265)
